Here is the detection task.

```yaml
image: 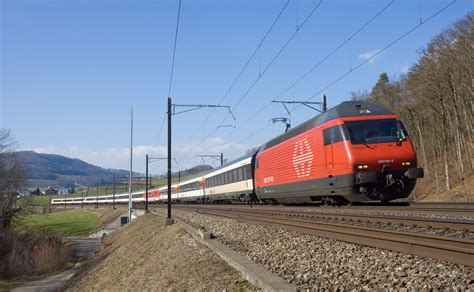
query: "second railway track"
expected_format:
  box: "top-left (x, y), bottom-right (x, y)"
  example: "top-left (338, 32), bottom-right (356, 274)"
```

top-left (158, 205), bottom-right (474, 267)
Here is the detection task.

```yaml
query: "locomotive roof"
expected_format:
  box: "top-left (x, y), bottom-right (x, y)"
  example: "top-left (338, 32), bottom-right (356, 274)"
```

top-left (260, 101), bottom-right (393, 151)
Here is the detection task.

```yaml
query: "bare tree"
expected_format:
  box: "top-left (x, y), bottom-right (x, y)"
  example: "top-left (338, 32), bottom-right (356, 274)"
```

top-left (362, 12), bottom-right (473, 201)
top-left (0, 129), bottom-right (24, 229)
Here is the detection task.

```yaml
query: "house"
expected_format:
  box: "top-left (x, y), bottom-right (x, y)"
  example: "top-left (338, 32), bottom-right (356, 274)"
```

top-left (18, 189), bottom-right (33, 197)
top-left (42, 187), bottom-right (58, 195)
top-left (58, 187), bottom-right (70, 195)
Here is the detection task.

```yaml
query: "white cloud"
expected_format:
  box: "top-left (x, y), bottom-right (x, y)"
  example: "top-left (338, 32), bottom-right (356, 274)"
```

top-left (359, 48), bottom-right (382, 64)
top-left (26, 138), bottom-right (248, 174)
top-left (400, 65), bottom-right (410, 74)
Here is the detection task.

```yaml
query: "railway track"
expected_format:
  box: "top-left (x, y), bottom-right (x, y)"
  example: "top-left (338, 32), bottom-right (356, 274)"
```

top-left (164, 204), bottom-right (474, 230)
top-left (158, 205), bottom-right (474, 267)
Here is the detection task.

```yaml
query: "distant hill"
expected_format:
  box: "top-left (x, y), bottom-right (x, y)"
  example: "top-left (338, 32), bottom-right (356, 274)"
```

top-left (17, 151), bottom-right (140, 188)
top-left (16, 151), bottom-right (213, 189)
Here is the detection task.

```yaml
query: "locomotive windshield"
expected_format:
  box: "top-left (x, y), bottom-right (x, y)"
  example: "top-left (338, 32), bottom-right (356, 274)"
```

top-left (345, 119), bottom-right (407, 144)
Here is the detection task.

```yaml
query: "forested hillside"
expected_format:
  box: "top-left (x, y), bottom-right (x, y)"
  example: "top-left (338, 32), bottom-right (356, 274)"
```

top-left (17, 151), bottom-right (213, 189)
top-left (353, 13), bottom-right (473, 201)
top-left (17, 151), bottom-right (137, 188)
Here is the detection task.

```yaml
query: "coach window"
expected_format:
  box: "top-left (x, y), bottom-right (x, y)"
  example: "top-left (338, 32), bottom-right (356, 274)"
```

top-left (238, 168), bottom-right (243, 181)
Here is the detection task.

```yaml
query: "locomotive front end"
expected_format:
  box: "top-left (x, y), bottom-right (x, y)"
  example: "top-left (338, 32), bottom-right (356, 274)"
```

top-left (345, 118), bottom-right (424, 202)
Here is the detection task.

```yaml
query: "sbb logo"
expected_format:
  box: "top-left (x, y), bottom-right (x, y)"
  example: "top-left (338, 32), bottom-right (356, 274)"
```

top-left (292, 138), bottom-right (314, 178)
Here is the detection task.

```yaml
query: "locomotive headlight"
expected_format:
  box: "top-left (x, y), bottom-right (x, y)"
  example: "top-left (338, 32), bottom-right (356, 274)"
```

top-left (355, 164), bottom-right (370, 170)
top-left (401, 161), bottom-right (412, 166)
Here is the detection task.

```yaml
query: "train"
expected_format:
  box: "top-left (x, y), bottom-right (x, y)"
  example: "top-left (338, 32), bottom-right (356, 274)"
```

top-left (52, 101), bottom-right (424, 206)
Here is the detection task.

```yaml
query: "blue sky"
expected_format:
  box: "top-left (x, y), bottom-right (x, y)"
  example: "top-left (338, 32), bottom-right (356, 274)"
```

top-left (1, 0), bottom-right (472, 174)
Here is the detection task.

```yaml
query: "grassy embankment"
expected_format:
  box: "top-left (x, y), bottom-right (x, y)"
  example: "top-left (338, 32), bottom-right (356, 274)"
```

top-left (15, 209), bottom-right (101, 237)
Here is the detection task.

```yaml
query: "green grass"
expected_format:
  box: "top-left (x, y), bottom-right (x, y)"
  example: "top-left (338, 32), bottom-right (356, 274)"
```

top-left (14, 210), bottom-right (101, 236)
top-left (17, 195), bottom-right (56, 207)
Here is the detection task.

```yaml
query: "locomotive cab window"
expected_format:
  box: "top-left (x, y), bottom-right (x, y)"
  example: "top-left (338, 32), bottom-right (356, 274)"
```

top-left (345, 119), bottom-right (408, 144)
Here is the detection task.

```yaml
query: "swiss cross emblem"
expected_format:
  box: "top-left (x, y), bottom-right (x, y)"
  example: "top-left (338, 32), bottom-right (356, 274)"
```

top-left (292, 138), bottom-right (314, 178)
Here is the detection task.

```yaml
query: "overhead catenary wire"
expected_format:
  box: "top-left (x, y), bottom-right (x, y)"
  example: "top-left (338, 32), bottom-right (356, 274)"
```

top-left (219, 0), bottom-right (323, 121)
top-left (153, 113), bottom-right (167, 146)
top-left (178, 0), bottom-right (323, 163)
top-left (179, 0), bottom-right (457, 167)
top-left (222, 0), bottom-right (457, 150)
top-left (176, 0), bottom-right (290, 154)
top-left (167, 0), bottom-right (183, 98)
top-left (152, 0), bottom-right (182, 177)
top-left (219, 0), bottom-right (395, 141)
top-left (200, 0), bottom-right (323, 144)
top-left (274, 0), bottom-right (395, 100)
top-left (299, 0), bottom-right (456, 106)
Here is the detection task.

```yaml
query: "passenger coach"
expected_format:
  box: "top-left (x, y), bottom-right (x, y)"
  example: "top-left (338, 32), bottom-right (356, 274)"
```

top-left (203, 153), bottom-right (255, 202)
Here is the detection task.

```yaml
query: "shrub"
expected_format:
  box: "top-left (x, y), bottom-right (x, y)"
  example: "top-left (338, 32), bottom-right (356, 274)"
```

top-left (0, 230), bottom-right (73, 279)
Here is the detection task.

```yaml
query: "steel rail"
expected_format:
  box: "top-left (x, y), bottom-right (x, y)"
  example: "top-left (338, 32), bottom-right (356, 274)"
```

top-left (219, 208), bottom-right (474, 232)
top-left (169, 204), bottom-right (473, 231)
top-left (180, 208), bottom-right (474, 267)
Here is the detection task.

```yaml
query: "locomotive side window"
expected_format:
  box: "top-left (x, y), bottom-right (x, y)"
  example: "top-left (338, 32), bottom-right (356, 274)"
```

top-left (323, 125), bottom-right (347, 145)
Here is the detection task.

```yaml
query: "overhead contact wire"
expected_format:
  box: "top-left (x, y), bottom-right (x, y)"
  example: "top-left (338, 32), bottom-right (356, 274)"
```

top-left (221, 0), bottom-right (395, 141)
top-left (167, 0), bottom-right (183, 98)
top-left (212, 0), bottom-right (324, 133)
top-left (232, 0), bottom-right (457, 147)
top-left (176, 0), bottom-right (290, 154)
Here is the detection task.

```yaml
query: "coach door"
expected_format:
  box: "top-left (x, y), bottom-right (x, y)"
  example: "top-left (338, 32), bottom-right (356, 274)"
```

top-left (323, 127), bottom-right (334, 176)
top-left (323, 126), bottom-right (339, 193)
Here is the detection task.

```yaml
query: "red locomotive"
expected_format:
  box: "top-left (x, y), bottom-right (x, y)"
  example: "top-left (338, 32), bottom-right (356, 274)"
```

top-left (254, 101), bottom-right (424, 204)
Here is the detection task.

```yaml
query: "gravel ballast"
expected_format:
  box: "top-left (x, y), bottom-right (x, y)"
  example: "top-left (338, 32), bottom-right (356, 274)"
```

top-left (162, 208), bottom-right (474, 290)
